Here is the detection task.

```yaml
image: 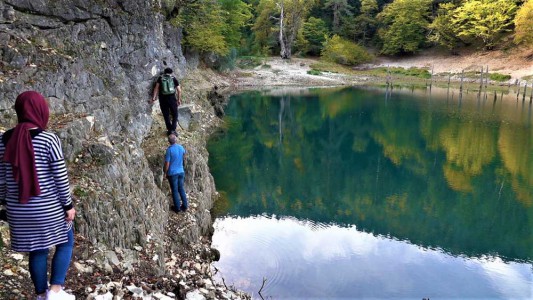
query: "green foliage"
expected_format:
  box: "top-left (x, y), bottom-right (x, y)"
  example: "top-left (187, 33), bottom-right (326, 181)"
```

top-left (172, 0), bottom-right (529, 60)
top-left (361, 0), bottom-right (378, 16)
top-left (375, 66), bottom-right (431, 78)
top-left (514, 0), bottom-right (533, 45)
top-left (252, 0), bottom-right (317, 58)
top-left (489, 73), bottom-right (512, 82)
top-left (349, 0), bottom-right (378, 44)
top-left (307, 69), bottom-right (322, 75)
top-left (172, 0), bottom-right (252, 55)
top-left (321, 35), bottom-right (373, 65)
top-left (172, 2), bottom-right (227, 55)
top-left (428, 3), bottom-right (461, 52)
top-left (252, 0), bottom-right (278, 55)
top-left (323, 0), bottom-right (353, 33)
top-left (452, 0), bottom-right (517, 50)
top-left (220, 0), bottom-right (254, 48)
top-left (377, 0), bottom-right (432, 55)
top-left (302, 17), bottom-right (330, 55)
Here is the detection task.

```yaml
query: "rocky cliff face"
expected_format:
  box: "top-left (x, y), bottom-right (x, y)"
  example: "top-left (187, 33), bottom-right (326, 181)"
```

top-left (0, 0), bottom-right (216, 274)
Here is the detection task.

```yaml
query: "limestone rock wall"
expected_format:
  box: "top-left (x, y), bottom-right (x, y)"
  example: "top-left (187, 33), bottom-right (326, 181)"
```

top-left (0, 0), bottom-right (212, 271)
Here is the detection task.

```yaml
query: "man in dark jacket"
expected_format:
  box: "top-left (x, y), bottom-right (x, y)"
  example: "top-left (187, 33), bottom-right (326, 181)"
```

top-left (150, 68), bottom-right (182, 135)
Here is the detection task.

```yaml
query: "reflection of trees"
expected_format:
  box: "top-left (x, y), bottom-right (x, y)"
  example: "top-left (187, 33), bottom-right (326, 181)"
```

top-left (437, 122), bottom-right (496, 192)
top-left (370, 100), bottom-right (427, 174)
top-left (208, 87), bottom-right (533, 262)
top-left (498, 124), bottom-right (533, 206)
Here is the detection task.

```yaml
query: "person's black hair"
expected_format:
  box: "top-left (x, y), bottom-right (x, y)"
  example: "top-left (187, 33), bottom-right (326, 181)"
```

top-left (164, 68), bottom-right (173, 74)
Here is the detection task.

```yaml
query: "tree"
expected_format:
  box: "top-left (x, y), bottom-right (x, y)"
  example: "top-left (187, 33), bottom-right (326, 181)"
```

top-left (174, 1), bottom-right (228, 55)
top-left (220, 0), bottom-right (253, 48)
top-left (279, 0), bottom-right (317, 58)
top-left (321, 35), bottom-right (374, 65)
top-left (302, 17), bottom-right (329, 55)
top-left (323, 0), bottom-right (353, 34)
top-left (350, 0), bottom-right (379, 44)
top-left (377, 0), bottom-right (432, 55)
top-left (428, 3), bottom-right (461, 53)
top-left (452, 0), bottom-right (517, 50)
top-left (253, 0), bottom-right (316, 59)
top-left (172, 0), bottom-right (252, 55)
top-left (514, 0), bottom-right (533, 45)
top-left (253, 0), bottom-right (278, 55)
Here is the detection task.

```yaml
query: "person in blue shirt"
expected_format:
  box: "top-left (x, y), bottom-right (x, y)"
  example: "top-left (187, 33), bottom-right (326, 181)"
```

top-left (164, 133), bottom-right (188, 212)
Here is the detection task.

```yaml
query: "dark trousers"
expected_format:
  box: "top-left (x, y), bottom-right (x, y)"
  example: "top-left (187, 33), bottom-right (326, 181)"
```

top-left (159, 95), bottom-right (178, 133)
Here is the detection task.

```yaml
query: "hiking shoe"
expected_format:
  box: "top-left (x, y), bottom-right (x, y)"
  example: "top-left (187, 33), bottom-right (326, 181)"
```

top-left (47, 288), bottom-right (75, 300)
top-left (180, 206), bottom-right (188, 212)
top-left (35, 294), bottom-right (47, 300)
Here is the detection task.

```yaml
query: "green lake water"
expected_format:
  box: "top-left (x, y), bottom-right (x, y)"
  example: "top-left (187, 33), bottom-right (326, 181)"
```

top-left (207, 87), bottom-right (533, 299)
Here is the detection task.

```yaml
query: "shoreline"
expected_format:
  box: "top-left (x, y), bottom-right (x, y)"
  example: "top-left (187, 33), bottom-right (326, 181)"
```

top-left (218, 57), bottom-right (533, 105)
top-left (0, 55), bottom-right (531, 300)
top-left (224, 56), bottom-right (533, 96)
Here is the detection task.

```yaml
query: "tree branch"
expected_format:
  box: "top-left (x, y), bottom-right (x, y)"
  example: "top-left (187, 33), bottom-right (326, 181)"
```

top-left (258, 277), bottom-right (267, 300)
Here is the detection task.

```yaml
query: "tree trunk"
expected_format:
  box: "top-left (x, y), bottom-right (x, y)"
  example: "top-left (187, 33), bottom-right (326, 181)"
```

top-left (279, 0), bottom-right (291, 59)
top-left (332, 2), bottom-right (340, 33)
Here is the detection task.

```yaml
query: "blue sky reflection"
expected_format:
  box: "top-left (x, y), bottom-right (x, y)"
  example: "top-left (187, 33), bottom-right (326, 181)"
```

top-left (212, 215), bottom-right (533, 299)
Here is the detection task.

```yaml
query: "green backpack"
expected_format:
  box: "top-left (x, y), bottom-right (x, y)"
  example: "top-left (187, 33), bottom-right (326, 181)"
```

top-left (160, 74), bottom-right (176, 95)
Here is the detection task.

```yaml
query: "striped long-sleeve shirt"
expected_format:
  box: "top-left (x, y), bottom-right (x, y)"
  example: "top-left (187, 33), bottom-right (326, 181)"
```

top-left (0, 129), bottom-right (73, 252)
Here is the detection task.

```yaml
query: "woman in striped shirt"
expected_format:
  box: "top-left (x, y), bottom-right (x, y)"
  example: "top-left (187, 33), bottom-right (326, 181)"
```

top-left (0, 91), bottom-right (76, 300)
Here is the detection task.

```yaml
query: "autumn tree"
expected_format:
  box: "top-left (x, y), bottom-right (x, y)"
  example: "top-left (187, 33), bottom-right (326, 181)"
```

top-left (377, 0), bottom-right (432, 55)
top-left (321, 35), bottom-right (373, 65)
top-left (514, 0), bottom-right (533, 45)
top-left (428, 3), bottom-right (461, 53)
top-left (172, 0), bottom-right (252, 55)
top-left (452, 0), bottom-right (517, 50)
top-left (220, 0), bottom-right (253, 48)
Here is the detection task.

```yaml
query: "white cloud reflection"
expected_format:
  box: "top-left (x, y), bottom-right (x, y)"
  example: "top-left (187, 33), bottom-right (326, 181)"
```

top-left (212, 215), bottom-right (533, 299)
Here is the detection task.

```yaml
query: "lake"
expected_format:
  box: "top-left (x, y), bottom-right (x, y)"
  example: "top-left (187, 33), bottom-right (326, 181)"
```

top-left (207, 87), bottom-right (533, 299)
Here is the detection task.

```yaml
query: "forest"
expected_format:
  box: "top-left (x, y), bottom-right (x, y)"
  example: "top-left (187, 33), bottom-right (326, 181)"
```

top-left (163, 0), bottom-right (533, 65)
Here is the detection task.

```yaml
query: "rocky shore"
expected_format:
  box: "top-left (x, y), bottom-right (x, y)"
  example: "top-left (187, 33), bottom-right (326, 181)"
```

top-left (0, 68), bottom-right (249, 299)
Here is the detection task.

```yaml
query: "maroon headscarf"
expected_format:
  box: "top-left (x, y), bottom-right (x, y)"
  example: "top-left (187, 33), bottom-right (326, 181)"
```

top-left (3, 91), bottom-right (50, 203)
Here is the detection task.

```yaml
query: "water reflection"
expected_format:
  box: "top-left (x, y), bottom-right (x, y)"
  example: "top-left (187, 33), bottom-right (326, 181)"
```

top-left (208, 87), bottom-right (533, 298)
top-left (213, 216), bottom-right (533, 299)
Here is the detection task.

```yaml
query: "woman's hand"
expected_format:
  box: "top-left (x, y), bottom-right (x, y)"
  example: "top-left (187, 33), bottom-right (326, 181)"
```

top-left (65, 208), bottom-right (76, 221)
